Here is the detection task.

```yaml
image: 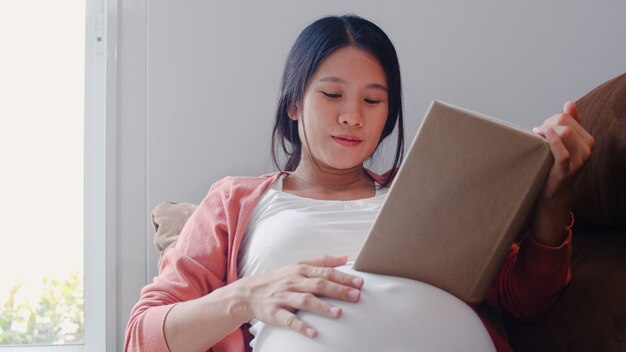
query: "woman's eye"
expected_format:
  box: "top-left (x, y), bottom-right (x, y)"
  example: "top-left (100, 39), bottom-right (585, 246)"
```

top-left (322, 92), bottom-right (341, 99)
top-left (364, 98), bottom-right (382, 105)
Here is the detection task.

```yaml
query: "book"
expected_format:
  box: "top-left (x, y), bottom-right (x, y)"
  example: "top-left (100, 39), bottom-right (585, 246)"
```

top-left (353, 100), bottom-right (553, 303)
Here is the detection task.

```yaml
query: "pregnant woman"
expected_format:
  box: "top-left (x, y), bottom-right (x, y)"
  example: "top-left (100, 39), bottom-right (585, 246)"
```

top-left (125, 15), bottom-right (594, 352)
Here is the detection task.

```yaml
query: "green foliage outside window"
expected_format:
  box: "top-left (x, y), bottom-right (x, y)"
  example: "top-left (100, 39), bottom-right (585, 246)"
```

top-left (0, 271), bottom-right (84, 345)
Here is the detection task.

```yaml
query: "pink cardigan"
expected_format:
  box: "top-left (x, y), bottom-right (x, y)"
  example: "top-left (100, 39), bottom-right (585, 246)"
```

top-left (125, 171), bottom-right (572, 352)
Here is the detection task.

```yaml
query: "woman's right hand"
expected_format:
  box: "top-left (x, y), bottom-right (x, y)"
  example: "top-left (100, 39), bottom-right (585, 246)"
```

top-left (226, 255), bottom-right (364, 338)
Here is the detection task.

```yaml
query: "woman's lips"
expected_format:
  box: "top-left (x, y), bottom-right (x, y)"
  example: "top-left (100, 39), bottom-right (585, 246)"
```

top-left (332, 136), bottom-right (362, 147)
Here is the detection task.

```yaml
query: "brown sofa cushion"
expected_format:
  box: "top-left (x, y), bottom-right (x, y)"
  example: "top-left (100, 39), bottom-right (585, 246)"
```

top-left (572, 72), bottom-right (626, 230)
top-left (504, 229), bottom-right (626, 351)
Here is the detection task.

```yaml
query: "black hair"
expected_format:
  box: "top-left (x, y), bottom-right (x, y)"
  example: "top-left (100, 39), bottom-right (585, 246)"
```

top-left (271, 14), bottom-right (404, 187)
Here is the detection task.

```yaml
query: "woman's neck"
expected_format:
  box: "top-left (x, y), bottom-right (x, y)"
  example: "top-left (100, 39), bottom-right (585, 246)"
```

top-left (283, 162), bottom-right (375, 200)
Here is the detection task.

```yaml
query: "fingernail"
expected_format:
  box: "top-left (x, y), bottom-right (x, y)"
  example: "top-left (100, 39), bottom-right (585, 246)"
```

top-left (306, 328), bottom-right (317, 338)
top-left (352, 277), bottom-right (363, 287)
top-left (348, 289), bottom-right (360, 299)
top-left (329, 306), bottom-right (341, 317)
top-left (532, 127), bottom-right (540, 133)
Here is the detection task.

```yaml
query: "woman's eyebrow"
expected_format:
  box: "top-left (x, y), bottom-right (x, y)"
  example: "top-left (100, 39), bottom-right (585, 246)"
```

top-left (317, 76), bottom-right (388, 91)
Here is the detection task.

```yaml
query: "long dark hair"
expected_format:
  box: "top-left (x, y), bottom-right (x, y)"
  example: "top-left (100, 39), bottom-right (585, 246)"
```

top-left (271, 15), bottom-right (404, 187)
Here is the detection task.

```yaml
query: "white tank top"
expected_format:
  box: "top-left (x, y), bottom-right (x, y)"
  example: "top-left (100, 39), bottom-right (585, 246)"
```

top-left (237, 175), bottom-right (388, 349)
top-left (238, 175), bottom-right (388, 278)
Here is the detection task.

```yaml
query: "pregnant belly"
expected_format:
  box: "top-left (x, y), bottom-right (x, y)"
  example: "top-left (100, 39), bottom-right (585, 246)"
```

top-left (253, 265), bottom-right (495, 352)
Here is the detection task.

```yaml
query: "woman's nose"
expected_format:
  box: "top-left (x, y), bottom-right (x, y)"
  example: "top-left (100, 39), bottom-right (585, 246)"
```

top-left (339, 102), bottom-right (363, 127)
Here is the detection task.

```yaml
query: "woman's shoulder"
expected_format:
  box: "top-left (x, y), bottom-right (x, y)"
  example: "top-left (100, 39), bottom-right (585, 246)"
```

top-left (204, 172), bottom-right (283, 200)
top-left (211, 172), bottom-right (282, 188)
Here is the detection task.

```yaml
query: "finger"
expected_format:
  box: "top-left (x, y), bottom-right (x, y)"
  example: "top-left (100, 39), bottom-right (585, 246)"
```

top-left (299, 255), bottom-right (348, 268)
top-left (309, 265), bottom-right (364, 287)
top-left (562, 100), bottom-right (580, 123)
top-left (532, 126), bottom-right (546, 138)
top-left (548, 125), bottom-right (592, 171)
top-left (290, 276), bottom-right (361, 302)
top-left (534, 112), bottom-right (591, 146)
top-left (295, 263), bottom-right (364, 289)
top-left (555, 106), bottom-right (588, 141)
top-left (274, 309), bottom-right (317, 338)
top-left (545, 127), bottom-right (572, 178)
top-left (288, 292), bottom-right (343, 319)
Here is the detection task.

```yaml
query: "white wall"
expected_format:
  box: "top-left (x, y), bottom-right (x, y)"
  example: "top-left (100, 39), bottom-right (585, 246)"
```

top-left (116, 0), bottom-right (626, 348)
top-left (145, 1), bottom-right (626, 205)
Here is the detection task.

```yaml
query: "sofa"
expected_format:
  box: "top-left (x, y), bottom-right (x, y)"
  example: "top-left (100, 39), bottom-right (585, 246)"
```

top-left (150, 72), bottom-right (626, 351)
top-left (502, 72), bottom-right (626, 351)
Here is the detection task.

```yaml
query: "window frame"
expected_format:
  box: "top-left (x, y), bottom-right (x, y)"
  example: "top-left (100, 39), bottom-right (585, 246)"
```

top-left (0, 0), bottom-right (117, 350)
top-left (83, 0), bottom-right (119, 350)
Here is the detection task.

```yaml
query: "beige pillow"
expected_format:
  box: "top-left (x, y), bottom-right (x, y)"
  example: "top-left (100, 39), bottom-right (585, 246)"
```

top-left (152, 201), bottom-right (197, 266)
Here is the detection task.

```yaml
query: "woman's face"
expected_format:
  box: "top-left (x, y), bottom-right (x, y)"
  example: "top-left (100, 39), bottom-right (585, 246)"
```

top-left (291, 46), bottom-right (389, 171)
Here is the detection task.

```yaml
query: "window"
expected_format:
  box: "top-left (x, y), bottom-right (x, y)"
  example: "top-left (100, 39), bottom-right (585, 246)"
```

top-left (1, 1), bottom-right (115, 350)
top-left (0, 1), bottom-right (85, 347)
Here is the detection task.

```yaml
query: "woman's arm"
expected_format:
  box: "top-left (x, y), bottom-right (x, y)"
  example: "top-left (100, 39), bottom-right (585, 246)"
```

top-left (125, 176), bottom-right (364, 352)
top-left (125, 178), bottom-right (240, 351)
top-left (161, 279), bottom-right (246, 352)
top-left (125, 177), bottom-right (365, 351)
top-left (162, 255), bottom-right (363, 352)
top-left (127, 247), bottom-right (363, 352)
top-left (486, 224), bottom-right (573, 322)
top-left (485, 101), bottom-right (593, 321)
top-left (530, 101), bottom-right (594, 246)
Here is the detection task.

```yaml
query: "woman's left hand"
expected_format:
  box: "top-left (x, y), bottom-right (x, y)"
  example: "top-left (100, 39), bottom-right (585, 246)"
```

top-left (530, 101), bottom-right (595, 246)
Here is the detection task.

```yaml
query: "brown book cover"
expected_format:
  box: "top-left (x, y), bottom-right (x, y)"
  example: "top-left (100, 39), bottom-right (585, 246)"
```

top-left (354, 100), bottom-right (553, 303)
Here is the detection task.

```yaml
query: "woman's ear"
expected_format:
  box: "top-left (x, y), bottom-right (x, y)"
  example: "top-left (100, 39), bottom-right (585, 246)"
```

top-left (288, 106), bottom-right (299, 121)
